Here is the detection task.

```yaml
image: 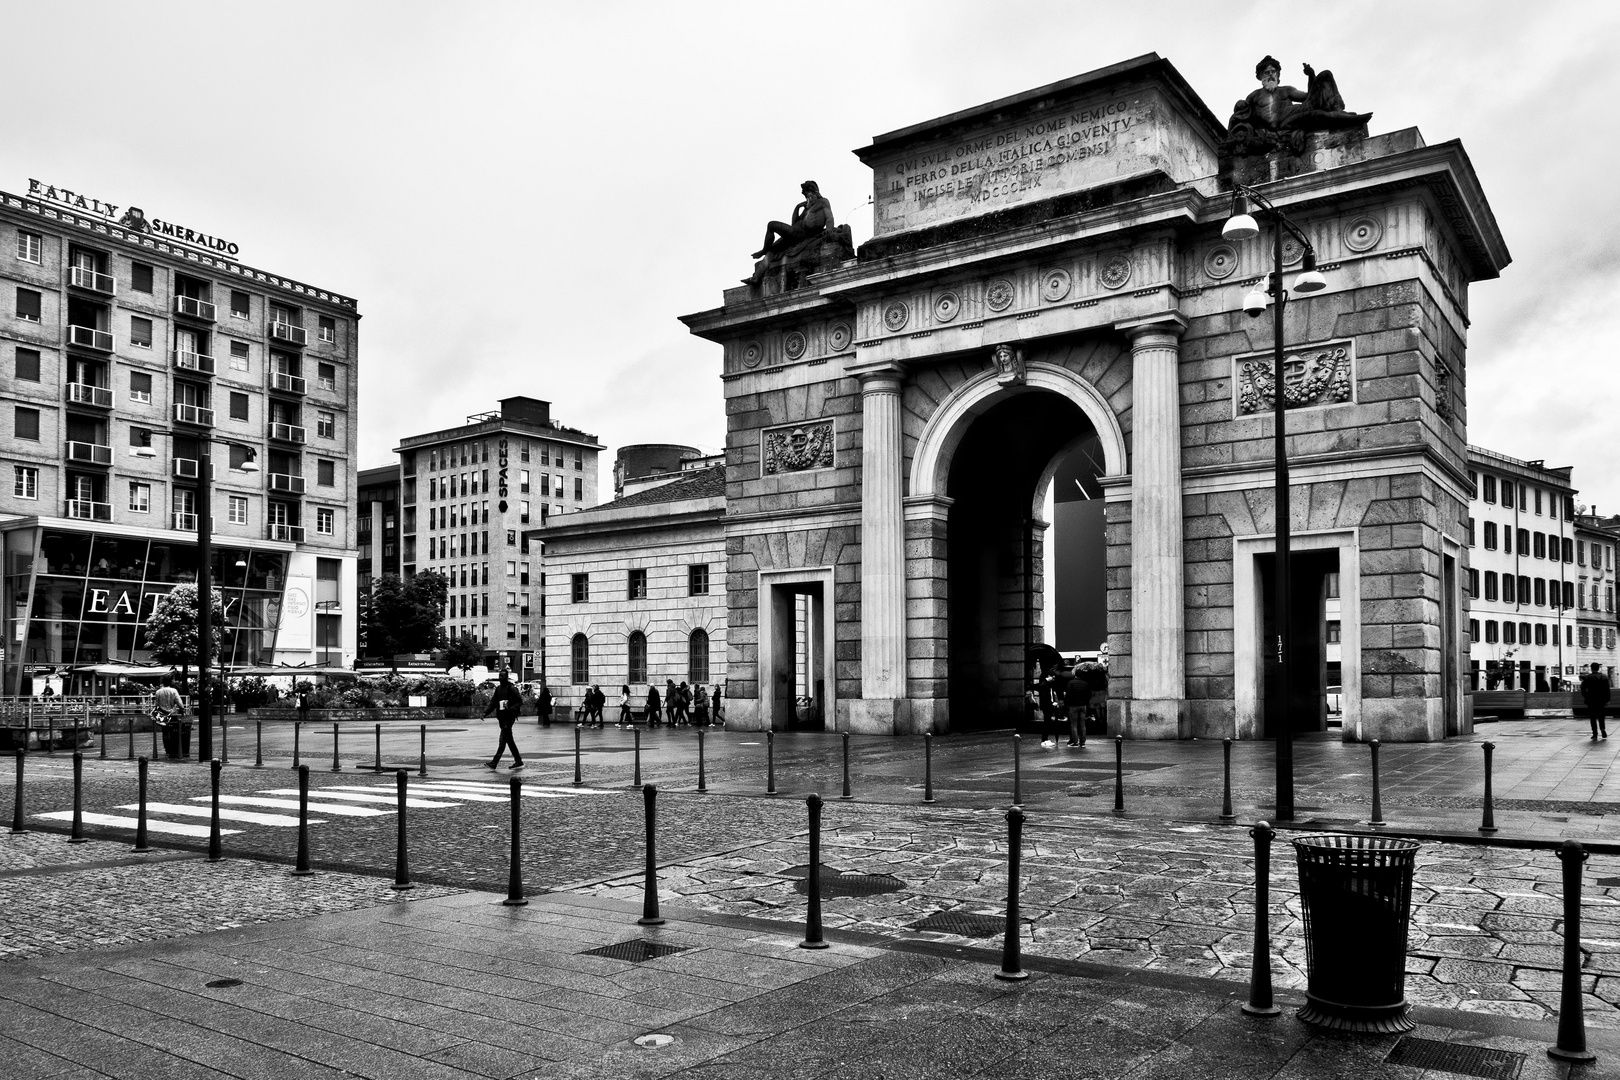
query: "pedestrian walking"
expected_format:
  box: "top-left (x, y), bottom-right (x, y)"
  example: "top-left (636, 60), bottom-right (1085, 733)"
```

top-left (589, 684), bottom-right (607, 727)
top-left (537, 683), bottom-right (553, 727)
top-left (153, 676), bottom-right (184, 760)
top-left (665, 680), bottom-right (679, 726)
top-left (692, 684), bottom-right (710, 726)
top-left (1063, 666), bottom-right (1091, 747)
top-left (646, 684), bottom-right (662, 727)
top-left (1581, 663), bottom-right (1611, 740)
top-left (482, 670), bottom-right (525, 770)
top-left (712, 684), bottom-right (724, 726)
top-left (618, 684), bottom-right (633, 727)
top-left (675, 682), bottom-right (692, 726)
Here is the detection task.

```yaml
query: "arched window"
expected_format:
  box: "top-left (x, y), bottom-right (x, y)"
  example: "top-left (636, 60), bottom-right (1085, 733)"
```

top-left (570, 634), bottom-right (589, 684)
top-left (627, 631), bottom-right (647, 684)
top-left (688, 628), bottom-right (709, 684)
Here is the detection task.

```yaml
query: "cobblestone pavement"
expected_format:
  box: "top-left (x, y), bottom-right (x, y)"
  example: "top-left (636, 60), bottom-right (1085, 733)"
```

top-left (0, 832), bottom-right (459, 962)
top-left (570, 807), bottom-right (1620, 1029)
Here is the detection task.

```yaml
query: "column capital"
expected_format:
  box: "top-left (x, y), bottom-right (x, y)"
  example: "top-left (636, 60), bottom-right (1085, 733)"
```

top-left (1116, 312), bottom-right (1188, 345)
top-left (851, 361), bottom-right (905, 394)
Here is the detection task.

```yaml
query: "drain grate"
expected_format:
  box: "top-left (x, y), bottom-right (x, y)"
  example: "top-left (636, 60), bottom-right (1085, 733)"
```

top-left (204, 978), bottom-right (244, 989)
top-left (1385, 1037), bottom-right (1524, 1079)
top-left (782, 866), bottom-right (905, 898)
top-left (907, 910), bottom-right (1005, 938)
top-left (581, 940), bottom-right (690, 963)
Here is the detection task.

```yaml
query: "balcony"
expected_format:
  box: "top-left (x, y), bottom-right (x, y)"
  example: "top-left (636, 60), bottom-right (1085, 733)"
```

top-left (174, 403), bottom-right (214, 427)
top-left (268, 321), bottom-right (307, 347)
top-left (67, 325), bottom-right (114, 352)
top-left (172, 350), bottom-right (216, 375)
top-left (267, 523), bottom-right (306, 543)
top-left (65, 441), bottom-right (113, 466)
top-left (268, 422), bottom-right (306, 444)
top-left (65, 383), bottom-right (114, 409)
top-left (68, 266), bottom-right (117, 296)
top-left (269, 371), bottom-right (306, 395)
top-left (172, 458), bottom-right (217, 481)
top-left (66, 499), bottom-right (112, 522)
top-left (175, 295), bottom-right (216, 322)
top-left (268, 472), bottom-right (306, 494)
top-left (172, 511), bottom-right (198, 532)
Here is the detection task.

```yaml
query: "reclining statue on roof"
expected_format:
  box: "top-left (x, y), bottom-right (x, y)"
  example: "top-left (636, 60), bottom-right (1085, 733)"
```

top-left (743, 181), bottom-right (852, 291)
top-left (1225, 56), bottom-right (1373, 157)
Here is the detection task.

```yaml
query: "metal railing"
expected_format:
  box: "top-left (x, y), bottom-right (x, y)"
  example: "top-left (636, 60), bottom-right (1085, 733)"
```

top-left (268, 321), bottom-right (307, 346)
top-left (175, 295), bottom-right (217, 321)
top-left (67, 324), bottom-right (114, 351)
top-left (173, 510), bottom-right (198, 531)
top-left (66, 499), bottom-right (112, 521)
top-left (268, 422), bottom-right (306, 443)
top-left (172, 350), bottom-right (216, 374)
top-left (65, 382), bottom-right (114, 408)
top-left (268, 472), bottom-right (306, 494)
top-left (69, 265), bottom-right (117, 295)
top-left (270, 371), bottom-right (306, 394)
top-left (65, 440), bottom-right (113, 465)
top-left (174, 403), bottom-right (214, 427)
top-left (268, 522), bottom-right (306, 543)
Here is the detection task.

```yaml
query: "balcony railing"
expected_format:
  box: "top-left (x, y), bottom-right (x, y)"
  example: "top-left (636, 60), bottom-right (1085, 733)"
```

top-left (174, 403), bottom-right (214, 427)
top-left (68, 266), bottom-right (117, 296)
top-left (268, 321), bottom-right (307, 346)
top-left (267, 522), bottom-right (306, 543)
top-left (270, 371), bottom-right (306, 395)
top-left (65, 383), bottom-right (114, 409)
top-left (65, 441), bottom-right (113, 466)
top-left (66, 499), bottom-right (112, 522)
top-left (172, 458), bottom-right (217, 480)
top-left (66, 325), bottom-right (114, 351)
top-left (172, 350), bottom-right (216, 375)
top-left (175, 295), bottom-right (216, 321)
top-left (172, 511), bottom-right (198, 532)
top-left (268, 473), bottom-right (306, 494)
top-left (268, 422), bottom-right (306, 444)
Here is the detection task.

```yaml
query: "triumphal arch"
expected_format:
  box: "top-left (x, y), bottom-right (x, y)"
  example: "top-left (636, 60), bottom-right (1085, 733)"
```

top-left (681, 53), bottom-right (1507, 742)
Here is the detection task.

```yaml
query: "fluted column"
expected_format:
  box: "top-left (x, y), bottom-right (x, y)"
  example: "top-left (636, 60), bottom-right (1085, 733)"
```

top-left (859, 367), bottom-right (907, 704)
top-left (1123, 317), bottom-right (1187, 735)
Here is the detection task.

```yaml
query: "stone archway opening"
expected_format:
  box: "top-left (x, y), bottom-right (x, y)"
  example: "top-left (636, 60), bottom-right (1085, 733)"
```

top-left (944, 390), bottom-right (1104, 730)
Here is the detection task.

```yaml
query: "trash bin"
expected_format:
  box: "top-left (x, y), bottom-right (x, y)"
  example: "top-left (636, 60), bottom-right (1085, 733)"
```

top-left (159, 719), bottom-right (194, 760)
top-left (1292, 833), bottom-right (1420, 1034)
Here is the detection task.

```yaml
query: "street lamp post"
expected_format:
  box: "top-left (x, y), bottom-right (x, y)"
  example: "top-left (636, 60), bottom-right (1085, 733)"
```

top-left (1223, 183), bottom-right (1327, 823)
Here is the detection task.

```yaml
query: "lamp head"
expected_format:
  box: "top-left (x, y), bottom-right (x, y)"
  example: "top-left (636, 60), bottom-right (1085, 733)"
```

top-left (1241, 289), bottom-right (1270, 318)
top-left (1222, 192), bottom-right (1259, 241)
top-left (238, 458), bottom-right (261, 474)
top-left (1291, 250), bottom-right (1326, 294)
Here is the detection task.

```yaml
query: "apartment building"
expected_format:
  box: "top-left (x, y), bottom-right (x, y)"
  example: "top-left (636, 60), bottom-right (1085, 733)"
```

top-left (356, 464), bottom-right (400, 588)
top-left (1573, 513), bottom-right (1619, 679)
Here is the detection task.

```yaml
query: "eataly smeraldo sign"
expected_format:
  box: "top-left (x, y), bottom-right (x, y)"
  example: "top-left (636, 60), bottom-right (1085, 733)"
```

top-left (28, 178), bottom-right (242, 256)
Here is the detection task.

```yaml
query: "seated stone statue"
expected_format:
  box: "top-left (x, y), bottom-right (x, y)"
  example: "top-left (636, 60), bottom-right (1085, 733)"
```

top-left (1224, 56), bottom-right (1372, 157)
top-left (745, 181), bottom-right (842, 289)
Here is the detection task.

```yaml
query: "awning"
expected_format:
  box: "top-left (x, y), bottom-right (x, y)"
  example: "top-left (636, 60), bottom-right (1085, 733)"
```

top-left (70, 663), bottom-right (177, 677)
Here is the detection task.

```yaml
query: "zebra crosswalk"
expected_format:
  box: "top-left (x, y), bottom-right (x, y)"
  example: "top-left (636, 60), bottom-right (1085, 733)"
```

top-left (30, 774), bottom-right (622, 839)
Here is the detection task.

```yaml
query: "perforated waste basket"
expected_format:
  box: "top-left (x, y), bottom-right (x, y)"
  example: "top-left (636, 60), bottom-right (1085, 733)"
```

top-left (1292, 834), bottom-right (1420, 1034)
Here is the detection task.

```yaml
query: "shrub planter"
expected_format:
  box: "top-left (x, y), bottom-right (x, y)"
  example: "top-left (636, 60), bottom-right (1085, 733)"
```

top-left (246, 707), bottom-right (447, 722)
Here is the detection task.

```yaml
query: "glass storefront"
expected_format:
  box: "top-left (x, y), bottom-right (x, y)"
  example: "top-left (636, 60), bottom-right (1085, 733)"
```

top-left (4, 527), bottom-right (287, 694)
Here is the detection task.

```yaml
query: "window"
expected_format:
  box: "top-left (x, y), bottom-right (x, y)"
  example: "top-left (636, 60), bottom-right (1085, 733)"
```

top-left (628, 631), bottom-right (647, 683)
top-left (316, 410), bottom-right (335, 439)
top-left (1503, 482), bottom-right (1515, 509)
top-left (689, 629), bottom-right (710, 683)
top-left (229, 291), bottom-right (250, 319)
top-left (13, 466), bottom-right (38, 499)
top-left (14, 406), bottom-right (39, 440)
top-left (574, 449), bottom-right (582, 469)
top-left (131, 262), bottom-right (153, 292)
top-left (1466, 518), bottom-right (1475, 546)
top-left (317, 362), bottom-right (335, 391)
top-left (319, 316), bottom-right (336, 343)
top-left (1466, 568), bottom-right (1478, 597)
top-left (1579, 579), bottom-right (1588, 609)
top-left (518, 441), bottom-right (530, 463)
top-left (628, 568), bottom-right (647, 600)
top-left (230, 341), bottom-right (249, 371)
top-left (520, 500), bottom-right (529, 524)
top-left (16, 288), bottom-right (41, 322)
top-left (1564, 538), bottom-right (1575, 563)
top-left (1503, 529), bottom-right (1512, 555)
top-left (316, 507), bottom-right (335, 535)
top-left (1325, 621), bottom-right (1341, 643)
top-left (571, 634), bottom-right (589, 684)
top-left (574, 477), bottom-right (584, 501)
top-left (125, 373), bottom-right (152, 407)
top-left (1484, 620), bottom-right (1498, 643)
top-left (1581, 627), bottom-right (1590, 648)
top-left (1564, 582), bottom-right (1575, 608)
top-left (1480, 522), bottom-right (1495, 550)
top-left (130, 317), bottom-right (153, 348)
top-left (228, 496), bottom-right (247, 525)
top-left (317, 459), bottom-right (335, 486)
top-left (688, 564), bottom-right (709, 595)
top-left (520, 469), bottom-right (529, 493)
top-left (15, 230), bottom-right (42, 263)
top-left (506, 561), bottom-right (517, 577)
top-left (14, 347), bottom-right (39, 381)
top-left (1520, 621), bottom-right (1532, 644)
top-left (1503, 622), bottom-right (1517, 645)
top-left (1502, 575), bottom-right (1516, 604)
top-left (571, 573), bottom-right (589, 603)
top-left (1483, 475), bottom-right (1496, 503)
top-left (1535, 489), bottom-right (1543, 514)
top-left (1483, 572), bottom-right (1497, 601)
top-left (1517, 529), bottom-right (1530, 554)
top-left (1534, 578), bottom-right (1546, 606)
top-left (1468, 619), bottom-right (1479, 642)
top-left (1579, 541), bottom-right (1587, 565)
top-left (1468, 470), bottom-right (1477, 496)
top-left (1535, 624), bottom-right (1548, 646)
top-left (229, 391), bottom-right (249, 421)
top-left (1534, 533), bottom-right (1546, 559)
top-left (1518, 575), bottom-right (1531, 604)
top-left (507, 529), bottom-right (517, 545)
top-left (520, 562), bottom-right (529, 585)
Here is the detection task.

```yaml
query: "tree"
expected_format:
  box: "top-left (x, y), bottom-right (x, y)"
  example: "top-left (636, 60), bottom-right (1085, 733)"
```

top-left (144, 584), bottom-right (225, 692)
top-left (442, 633), bottom-right (485, 677)
top-left (360, 571), bottom-right (449, 661)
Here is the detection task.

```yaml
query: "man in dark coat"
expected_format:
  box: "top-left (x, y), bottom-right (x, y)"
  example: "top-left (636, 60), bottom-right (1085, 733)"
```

top-left (646, 684), bottom-right (662, 726)
top-left (482, 670), bottom-right (525, 769)
top-left (1063, 668), bottom-right (1092, 748)
top-left (1581, 663), bottom-right (1611, 740)
top-left (536, 683), bottom-right (552, 727)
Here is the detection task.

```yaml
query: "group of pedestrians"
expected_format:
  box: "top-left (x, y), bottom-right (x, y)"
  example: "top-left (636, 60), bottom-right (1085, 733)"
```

top-left (642, 680), bottom-right (721, 727)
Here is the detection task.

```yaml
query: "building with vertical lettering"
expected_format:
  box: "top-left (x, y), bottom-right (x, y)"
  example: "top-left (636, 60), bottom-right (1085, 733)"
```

top-left (0, 179), bottom-right (360, 694)
top-left (356, 464), bottom-right (400, 589)
top-left (394, 397), bottom-right (602, 679)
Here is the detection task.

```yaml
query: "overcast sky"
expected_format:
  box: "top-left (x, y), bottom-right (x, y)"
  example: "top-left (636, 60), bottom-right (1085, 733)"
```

top-left (7, 2), bottom-right (1618, 511)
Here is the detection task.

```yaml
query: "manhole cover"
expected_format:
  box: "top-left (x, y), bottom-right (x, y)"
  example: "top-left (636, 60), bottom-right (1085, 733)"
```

top-left (581, 940), bottom-right (690, 963)
top-left (1385, 1036), bottom-right (1524, 1079)
top-left (204, 978), bottom-right (244, 989)
top-left (908, 910), bottom-right (1004, 938)
top-left (634, 1033), bottom-right (675, 1048)
top-left (782, 866), bottom-right (905, 897)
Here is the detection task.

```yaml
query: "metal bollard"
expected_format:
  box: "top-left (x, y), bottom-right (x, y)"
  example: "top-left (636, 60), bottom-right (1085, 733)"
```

top-left (254, 721), bottom-right (263, 768)
top-left (1480, 741), bottom-right (1498, 834)
top-left (151, 716), bottom-right (158, 761)
top-left (292, 721), bottom-right (301, 769)
top-left (503, 777), bottom-right (526, 906)
top-left (418, 723), bottom-right (427, 778)
top-left (331, 722), bottom-right (341, 773)
top-left (632, 728), bottom-right (642, 789)
top-left (1548, 840), bottom-right (1597, 1062)
top-left (1242, 821), bottom-right (1281, 1016)
top-left (841, 732), bottom-right (853, 800)
top-left (1219, 738), bottom-right (1237, 824)
top-left (697, 727), bottom-right (708, 793)
top-left (46, 717), bottom-right (54, 756)
top-left (638, 784), bottom-right (664, 925)
top-left (290, 765), bottom-right (314, 876)
top-left (391, 770), bottom-right (413, 891)
top-left (373, 722), bottom-right (382, 772)
top-left (99, 714), bottom-right (107, 759)
top-left (219, 717), bottom-right (228, 766)
top-left (767, 730), bottom-right (777, 795)
top-left (572, 724), bottom-right (583, 787)
top-left (1113, 736), bottom-right (1125, 815)
top-left (10, 749), bottom-right (24, 834)
top-left (126, 715), bottom-right (133, 760)
top-left (207, 759), bottom-right (223, 862)
top-left (1012, 733), bottom-right (1023, 807)
top-left (132, 756), bottom-right (150, 853)
top-left (995, 806), bottom-right (1028, 981)
top-left (924, 732), bottom-right (935, 804)
top-left (802, 793), bottom-right (828, 949)
top-left (68, 751), bottom-right (86, 843)
top-left (1368, 739), bottom-right (1385, 827)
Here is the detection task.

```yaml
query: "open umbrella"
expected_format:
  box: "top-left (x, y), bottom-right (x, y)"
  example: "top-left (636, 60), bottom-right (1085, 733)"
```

top-left (1025, 643), bottom-right (1064, 675)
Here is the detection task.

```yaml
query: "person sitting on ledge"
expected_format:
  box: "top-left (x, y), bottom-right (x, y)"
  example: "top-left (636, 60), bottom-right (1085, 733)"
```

top-left (745, 181), bottom-right (834, 285)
